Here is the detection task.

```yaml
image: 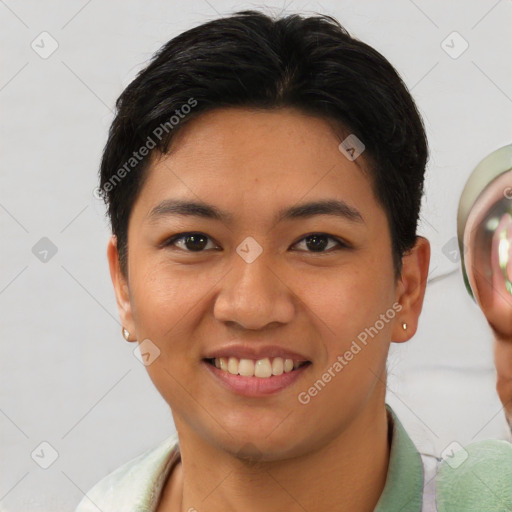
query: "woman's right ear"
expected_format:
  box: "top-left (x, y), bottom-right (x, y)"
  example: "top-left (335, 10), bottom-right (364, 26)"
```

top-left (107, 236), bottom-right (136, 339)
top-left (391, 236), bottom-right (431, 342)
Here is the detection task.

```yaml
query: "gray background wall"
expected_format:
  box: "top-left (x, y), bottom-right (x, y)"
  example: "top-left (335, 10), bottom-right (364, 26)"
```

top-left (1, 0), bottom-right (511, 510)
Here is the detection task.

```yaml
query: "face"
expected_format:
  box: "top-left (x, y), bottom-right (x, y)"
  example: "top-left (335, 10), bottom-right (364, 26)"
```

top-left (109, 107), bottom-right (421, 461)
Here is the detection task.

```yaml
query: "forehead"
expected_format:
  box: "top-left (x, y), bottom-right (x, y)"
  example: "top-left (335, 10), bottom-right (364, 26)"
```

top-left (161, 106), bottom-right (364, 173)
top-left (132, 107), bottom-right (381, 224)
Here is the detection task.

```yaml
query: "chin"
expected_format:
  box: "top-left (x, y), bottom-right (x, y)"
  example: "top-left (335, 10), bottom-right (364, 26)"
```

top-left (211, 423), bottom-right (311, 462)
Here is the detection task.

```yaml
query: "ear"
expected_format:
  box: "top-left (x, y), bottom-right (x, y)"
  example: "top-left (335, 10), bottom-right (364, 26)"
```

top-left (107, 235), bottom-right (137, 342)
top-left (392, 236), bottom-right (431, 343)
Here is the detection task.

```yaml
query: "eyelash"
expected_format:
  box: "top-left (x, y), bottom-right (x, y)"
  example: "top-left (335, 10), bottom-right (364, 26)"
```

top-left (162, 232), bottom-right (349, 254)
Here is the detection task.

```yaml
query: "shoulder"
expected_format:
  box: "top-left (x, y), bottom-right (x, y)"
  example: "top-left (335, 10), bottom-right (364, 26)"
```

top-left (435, 439), bottom-right (512, 512)
top-left (75, 433), bottom-right (180, 512)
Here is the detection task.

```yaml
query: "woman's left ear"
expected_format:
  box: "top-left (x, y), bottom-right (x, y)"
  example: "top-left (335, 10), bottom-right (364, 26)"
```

top-left (392, 236), bottom-right (431, 343)
top-left (107, 235), bottom-right (136, 340)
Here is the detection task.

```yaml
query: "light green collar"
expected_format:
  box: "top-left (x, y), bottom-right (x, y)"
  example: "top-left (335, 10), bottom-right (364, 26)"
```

top-left (374, 404), bottom-right (424, 512)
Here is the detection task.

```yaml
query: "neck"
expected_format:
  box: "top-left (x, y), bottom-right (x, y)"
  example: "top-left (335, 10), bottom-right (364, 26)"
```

top-left (166, 399), bottom-right (390, 512)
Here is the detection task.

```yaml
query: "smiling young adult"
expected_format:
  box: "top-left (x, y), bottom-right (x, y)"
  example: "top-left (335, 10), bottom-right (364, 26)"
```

top-left (76, 9), bottom-right (512, 512)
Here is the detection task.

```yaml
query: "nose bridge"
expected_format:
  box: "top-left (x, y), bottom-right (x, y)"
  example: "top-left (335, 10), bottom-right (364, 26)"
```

top-left (214, 242), bottom-right (294, 328)
top-left (236, 248), bottom-right (277, 301)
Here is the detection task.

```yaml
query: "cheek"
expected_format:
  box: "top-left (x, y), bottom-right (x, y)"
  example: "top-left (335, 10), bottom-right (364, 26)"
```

top-left (128, 262), bottom-right (213, 401)
top-left (298, 264), bottom-right (396, 395)
top-left (129, 259), bottom-right (214, 341)
top-left (296, 264), bottom-right (396, 341)
top-left (297, 277), bottom-right (394, 427)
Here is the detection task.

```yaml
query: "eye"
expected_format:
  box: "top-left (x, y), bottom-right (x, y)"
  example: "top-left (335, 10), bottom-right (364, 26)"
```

top-left (163, 232), bottom-right (219, 252)
top-left (292, 233), bottom-right (348, 253)
top-left (162, 232), bottom-right (348, 254)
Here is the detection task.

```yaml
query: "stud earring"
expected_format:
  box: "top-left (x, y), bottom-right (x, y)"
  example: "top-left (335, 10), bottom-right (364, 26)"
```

top-left (402, 322), bottom-right (408, 331)
top-left (122, 327), bottom-right (131, 341)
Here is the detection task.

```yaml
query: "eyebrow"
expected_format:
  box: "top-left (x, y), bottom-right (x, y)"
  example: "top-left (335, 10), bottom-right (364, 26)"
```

top-left (147, 198), bottom-right (364, 225)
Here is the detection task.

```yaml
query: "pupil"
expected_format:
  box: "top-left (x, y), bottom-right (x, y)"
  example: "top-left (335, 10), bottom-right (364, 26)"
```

top-left (306, 234), bottom-right (328, 251)
top-left (186, 234), bottom-right (207, 251)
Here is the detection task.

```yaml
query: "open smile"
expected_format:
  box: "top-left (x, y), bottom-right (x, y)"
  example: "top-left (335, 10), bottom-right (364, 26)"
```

top-left (203, 357), bottom-right (312, 396)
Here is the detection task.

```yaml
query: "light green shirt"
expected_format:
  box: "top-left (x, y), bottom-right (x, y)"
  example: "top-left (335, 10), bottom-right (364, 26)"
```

top-left (75, 405), bottom-right (512, 511)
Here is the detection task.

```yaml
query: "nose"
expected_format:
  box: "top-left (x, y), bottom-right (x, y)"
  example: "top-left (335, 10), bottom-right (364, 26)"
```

top-left (213, 249), bottom-right (295, 330)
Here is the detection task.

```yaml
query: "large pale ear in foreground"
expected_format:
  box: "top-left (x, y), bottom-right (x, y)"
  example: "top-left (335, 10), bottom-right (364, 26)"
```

top-left (392, 236), bottom-right (431, 343)
top-left (107, 235), bottom-right (136, 341)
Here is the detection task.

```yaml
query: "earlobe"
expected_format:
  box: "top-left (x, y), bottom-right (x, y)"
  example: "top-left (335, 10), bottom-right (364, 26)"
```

top-left (107, 236), bottom-right (136, 339)
top-left (392, 236), bottom-right (431, 343)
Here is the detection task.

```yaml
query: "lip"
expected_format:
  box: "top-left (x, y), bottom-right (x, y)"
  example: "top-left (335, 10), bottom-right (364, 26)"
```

top-left (203, 359), bottom-right (311, 396)
top-left (202, 344), bottom-right (310, 362)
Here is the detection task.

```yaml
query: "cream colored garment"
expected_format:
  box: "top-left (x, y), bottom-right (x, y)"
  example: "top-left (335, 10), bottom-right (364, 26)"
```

top-left (75, 433), bottom-right (180, 511)
top-left (75, 406), bottom-right (430, 511)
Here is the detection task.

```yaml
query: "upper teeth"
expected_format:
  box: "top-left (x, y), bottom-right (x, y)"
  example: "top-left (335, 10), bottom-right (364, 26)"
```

top-left (213, 357), bottom-right (303, 378)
